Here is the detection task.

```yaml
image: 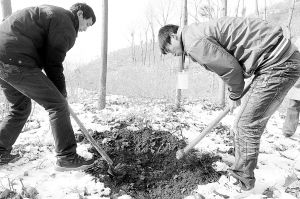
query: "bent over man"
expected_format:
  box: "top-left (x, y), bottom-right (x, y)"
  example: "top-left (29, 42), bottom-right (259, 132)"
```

top-left (158, 17), bottom-right (300, 191)
top-left (0, 3), bottom-right (96, 171)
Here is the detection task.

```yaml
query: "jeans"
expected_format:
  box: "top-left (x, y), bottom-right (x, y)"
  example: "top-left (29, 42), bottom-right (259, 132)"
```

top-left (0, 61), bottom-right (76, 157)
top-left (282, 99), bottom-right (300, 136)
top-left (229, 51), bottom-right (300, 190)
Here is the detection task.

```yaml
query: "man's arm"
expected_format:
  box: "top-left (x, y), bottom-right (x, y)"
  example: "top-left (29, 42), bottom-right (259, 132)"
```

top-left (44, 18), bottom-right (76, 98)
top-left (187, 36), bottom-right (245, 100)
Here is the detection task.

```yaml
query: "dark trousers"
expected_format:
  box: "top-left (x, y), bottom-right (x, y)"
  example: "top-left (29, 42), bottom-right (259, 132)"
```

top-left (0, 61), bottom-right (76, 157)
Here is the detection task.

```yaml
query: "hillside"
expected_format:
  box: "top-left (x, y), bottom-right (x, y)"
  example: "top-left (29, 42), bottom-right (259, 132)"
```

top-left (66, 43), bottom-right (219, 101)
top-left (66, 0), bottom-right (300, 102)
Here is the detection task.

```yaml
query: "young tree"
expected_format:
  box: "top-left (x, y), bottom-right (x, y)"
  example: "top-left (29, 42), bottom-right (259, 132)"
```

top-left (218, 0), bottom-right (227, 107)
top-left (175, 0), bottom-right (187, 109)
top-left (188, 0), bottom-right (202, 23)
top-left (235, 0), bottom-right (241, 17)
top-left (154, 0), bottom-right (176, 26)
top-left (264, 0), bottom-right (267, 20)
top-left (0, 0), bottom-right (12, 20)
top-left (255, 0), bottom-right (259, 17)
top-left (0, 0), bottom-right (11, 115)
top-left (241, 0), bottom-right (246, 17)
top-left (145, 3), bottom-right (157, 63)
top-left (98, 0), bottom-right (108, 110)
top-left (287, 0), bottom-right (296, 39)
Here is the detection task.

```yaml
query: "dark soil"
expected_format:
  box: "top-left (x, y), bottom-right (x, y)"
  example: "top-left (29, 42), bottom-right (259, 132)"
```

top-left (84, 127), bottom-right (223, 199)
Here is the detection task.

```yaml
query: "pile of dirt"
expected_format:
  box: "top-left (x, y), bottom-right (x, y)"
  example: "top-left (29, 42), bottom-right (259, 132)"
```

top-left (84, 127), bottom-right (223, 199)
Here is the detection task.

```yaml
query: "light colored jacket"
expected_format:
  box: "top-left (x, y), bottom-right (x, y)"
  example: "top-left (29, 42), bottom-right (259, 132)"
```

top-left (180, 17), bottom-right (296, 100)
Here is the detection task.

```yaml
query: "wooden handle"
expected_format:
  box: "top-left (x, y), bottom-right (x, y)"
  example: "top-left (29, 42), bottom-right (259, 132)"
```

top-left (69, 107), bottom-right (113, 166)
top-left (179, 83), bottom-right (251, 156)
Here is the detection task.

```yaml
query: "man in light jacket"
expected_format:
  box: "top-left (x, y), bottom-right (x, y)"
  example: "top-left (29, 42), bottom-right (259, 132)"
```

top-left (0, 3), bottom-right (96, 171)
top-left (158, 17), bottom-right (300, 191)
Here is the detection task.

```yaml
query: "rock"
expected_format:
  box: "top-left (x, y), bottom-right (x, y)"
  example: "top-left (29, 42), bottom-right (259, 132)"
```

top-left (22, 186), bottom-right (38, 199)
top-left (0, 189), bottom-right (11, 199)
top-left (12, 194), bottom-right (23, 199)
top-left (100, 187), bottom-right (110, 196)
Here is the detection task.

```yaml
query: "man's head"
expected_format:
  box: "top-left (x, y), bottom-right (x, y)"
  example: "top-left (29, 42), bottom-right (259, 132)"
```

top-left (70, 3), bottom-right (96, 32)
top-left (158, 24), bottom-right (183, 56)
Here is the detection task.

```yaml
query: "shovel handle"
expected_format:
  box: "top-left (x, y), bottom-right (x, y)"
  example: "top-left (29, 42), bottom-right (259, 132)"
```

top-left (177, 83), bottom-right (251, 159)
top-left (69, 106), bottom-right (113, 166)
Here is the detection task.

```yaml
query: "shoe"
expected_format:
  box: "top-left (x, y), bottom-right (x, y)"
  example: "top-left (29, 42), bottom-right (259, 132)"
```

top-left (0, 152), bottom-right (21, 165)
top-left (283, 133), bottom-right (293, 138)
top-left (55, 153), bottom-right (95, 171)
top-left (213, 175), bottom-right (253, 199)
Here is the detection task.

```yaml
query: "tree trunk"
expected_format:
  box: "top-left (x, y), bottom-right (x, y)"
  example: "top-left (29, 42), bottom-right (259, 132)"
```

top-left (264, 0), bottom-right (267, 20)
top-left (98, 0), bottom-right (108, 110)
top-left (218, 0), bottom-right (227, 107)
top-left (0, 0), bottom-right (12, 21)
top-left (130, 31), bottom-right (136, 63)
top-left (235, 0), bottom-right (241, 17)
top-left (287, 0), bottom-right (296, 39)
top-left (255, 0), bottom-right (259, 17)
top-left (175, 0), bottom-right (187, 109)
top-left (241, 0), bottom-right (246, 17)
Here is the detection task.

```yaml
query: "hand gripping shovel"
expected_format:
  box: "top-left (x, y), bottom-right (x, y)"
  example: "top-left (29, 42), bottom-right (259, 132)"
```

top-left (176, 83), bottom-right (251, 160)
top-left (69, 106), bottom-right (115, 175)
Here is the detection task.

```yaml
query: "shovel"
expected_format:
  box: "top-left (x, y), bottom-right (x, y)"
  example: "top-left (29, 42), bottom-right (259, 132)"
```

top-left (176, 83), bottom-right (251, 160)
top-left (68, 106), bottom-right (115, 174)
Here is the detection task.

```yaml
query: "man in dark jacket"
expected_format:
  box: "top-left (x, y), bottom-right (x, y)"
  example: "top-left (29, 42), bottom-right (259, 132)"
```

top-left (0, 3), bottom-right (96, 171)
top-left (158, 17), bottom-right (300, 191)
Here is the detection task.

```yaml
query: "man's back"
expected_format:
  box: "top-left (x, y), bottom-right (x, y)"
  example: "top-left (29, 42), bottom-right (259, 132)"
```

top-left (182, 17), bottom-right (294, 76)
top-left (0, 5), bottom-right (77, 68)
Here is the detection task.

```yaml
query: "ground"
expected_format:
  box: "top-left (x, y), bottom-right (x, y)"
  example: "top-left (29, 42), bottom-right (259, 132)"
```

top-left (0, 93), bottom-right (299, 199)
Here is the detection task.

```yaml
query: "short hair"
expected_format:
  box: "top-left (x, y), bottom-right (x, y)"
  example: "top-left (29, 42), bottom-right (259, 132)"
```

top-left (158, 24), bottom-right (179, 54)
top-left (70, 3), bottom-right (96, 25)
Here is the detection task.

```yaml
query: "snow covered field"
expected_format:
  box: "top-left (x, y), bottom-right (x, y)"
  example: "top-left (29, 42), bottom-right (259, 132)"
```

top-left (0, 94), bottom-right (299, 199)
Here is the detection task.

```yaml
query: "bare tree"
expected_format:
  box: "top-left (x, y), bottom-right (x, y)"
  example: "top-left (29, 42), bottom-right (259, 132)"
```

top-left (145, 4), bottom-right (156, 62)
top-left (129, 30), bottom-right (136, 63)
top-left (196, 0), bottom-right (222, 20)
top-left (287, 0), bottom-right (296, 39)
top-left (241, 0), bottom-right (246, 17)
top-left (144, 25), bottom-right (149, 66)
top-left (235, 0), bottom-right (241, 17)
top-left (264, 0), bottom-right (267, 20)
top-left (188, 0), bottom-right (202, 23)
top-left (98, 0), bottom-right (108, 110)
top-left (255, 0), bottom-right (259, 17)
top-left (154, 0), bottom-right (176, 26)
top-left (176, 0), bottom-right (188, 109)
top-left (218, 0), bottom-right (227, 107)
top-left (199, 5), bottom-right (215, 19)
top-left (0, 0), bottom-right (11, 116)
top-left (0, 0), bottom-right (12, 21)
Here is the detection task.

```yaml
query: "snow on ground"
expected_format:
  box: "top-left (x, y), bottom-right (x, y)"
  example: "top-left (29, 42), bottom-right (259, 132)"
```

top-left (0, 94), bottom-right (299, 199)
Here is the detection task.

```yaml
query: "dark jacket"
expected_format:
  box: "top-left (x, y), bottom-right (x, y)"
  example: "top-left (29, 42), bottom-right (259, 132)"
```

top-left (0, 5), bottom-right (79, 97)
top-left (180, 17), bottom-right (296, 100)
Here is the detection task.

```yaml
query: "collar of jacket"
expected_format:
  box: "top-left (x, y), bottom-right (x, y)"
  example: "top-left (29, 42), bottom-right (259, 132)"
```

top-left (69, 11), bottom-right (79, 35)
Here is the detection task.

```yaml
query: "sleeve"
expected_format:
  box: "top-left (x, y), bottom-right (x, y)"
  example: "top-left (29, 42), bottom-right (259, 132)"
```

top-left (187, 36), bottom-right (245, 100)
top-left (43, 17), bottom-right (76, 98)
